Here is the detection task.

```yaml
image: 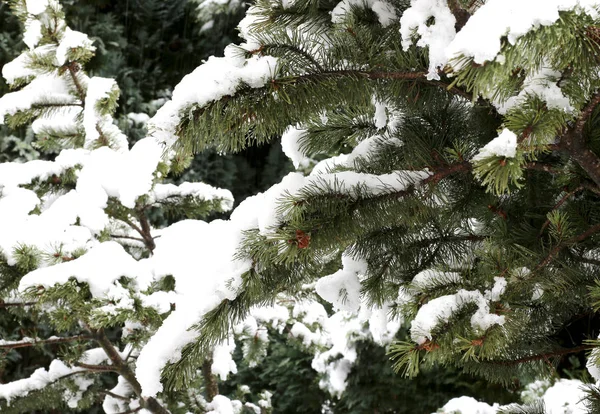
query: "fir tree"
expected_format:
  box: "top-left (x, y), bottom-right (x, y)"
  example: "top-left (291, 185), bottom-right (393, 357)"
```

top-left (5, 0), bottom-right (600, 413)
top-left (145, 0), bottom-right (600, 412)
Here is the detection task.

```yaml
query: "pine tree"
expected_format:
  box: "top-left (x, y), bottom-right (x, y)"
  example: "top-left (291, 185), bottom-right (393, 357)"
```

top-left (144, 0), bottom-right (600, 412)
top-left (0, 0), bottom-right (234, 412)
top-left (6, 0), bottom-right (600, 413)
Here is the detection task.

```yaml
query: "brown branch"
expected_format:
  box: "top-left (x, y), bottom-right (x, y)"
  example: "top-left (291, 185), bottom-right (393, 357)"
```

top-left (0, 301), bottom-right (36, 308)
top-left (535, 222), bottom-right (600, 272)
top-left (491, 345), bottom-right (593, 366)
top-left (66, 63), bottom-right (86, 103)
top-left (559, 91), bottom-right (600, 187)
top-left (137, 210), bottom-right (156, 252)
top-left (201, 358), bottom-right (219, 402)
top-left (110, 234), bottom-right (146, 243)
top-left (0, 335), bottom-right (89, 350)
top-left (538, 186), bottom-right (585, 237)
top-left (74, 362), bottom-right (119, 372)
top-left (89, 328), bottom-right (170, 414)
top-left (447, 0), bottom-right (471, 31)
top-left (523, 162), bottom-right (561, 175)
top-left (121, 217), bottom-right (155, 252)
top-left (99, 390), bottom-right (131, 401)
top-left (422, 161), bottom-right (472, 185)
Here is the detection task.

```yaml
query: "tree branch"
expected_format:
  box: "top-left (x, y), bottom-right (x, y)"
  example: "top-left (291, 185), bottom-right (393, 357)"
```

top-left (74, 362), bottom-right (119, 372)
top-left (0, 301), bottom-right (36, 308)
top-left (90, 328), bottom-right (170, 414)
top-left (559, 91), bottom-right (600, 187)
top-left (491, 345), bottom-right (593, 366)
top-left (535, 222), bottom-right (600, 271)
top-left (0, 335), bottom-right (89, 350)
top-left (447, 0), bottom-right (471, 31)
top-left (201, 358), bottom-right (219, 402)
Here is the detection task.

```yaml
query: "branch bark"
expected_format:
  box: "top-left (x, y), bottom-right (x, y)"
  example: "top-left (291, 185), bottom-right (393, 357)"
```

top-left (559, 91), bottom-right (600, 187)
top-left (90, 328), bottom-right (170, 414)
top-left (0, 335), bottom-right (89, 349)
top-left (491, 345), bottom-right (593, 366)
top-left (201, 358), bottom-right (219, 402)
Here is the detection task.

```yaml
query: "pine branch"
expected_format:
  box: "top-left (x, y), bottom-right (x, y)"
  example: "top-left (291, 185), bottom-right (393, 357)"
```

top-left (89, 328), bottom-right (170, 414)
top-left (74, 362), bottom-right (119, 372)
top-left (490, 345), bottom-right (593, 367)
top-left (535, 222), bottom-right (600, 271)
top-left (538, 186), bottom-right (585, 237)
top-left (0, 335), bottom-right (89, 349)
top-left (99, 390), bottom-right (131, 401)
top-left (0, 301), bottom-right (36, 308)
top-left (559, 91), bottom-right (600, 187)
top-left (447, 0), bottom-right (471, 31)
top-left (201, 358), bottom-right (219, 402)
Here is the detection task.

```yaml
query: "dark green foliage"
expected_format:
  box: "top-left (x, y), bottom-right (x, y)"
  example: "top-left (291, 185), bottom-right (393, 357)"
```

top-left (221, 331), bottom-right (329, 414)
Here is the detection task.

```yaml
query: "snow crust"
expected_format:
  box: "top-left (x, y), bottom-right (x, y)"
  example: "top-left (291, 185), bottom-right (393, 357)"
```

top-left (472, 129), bottom-right (518, 162)
top-left (281, 126), bottom-right (311, 169)
top-left (149, 52), bottom-right (277, 148)
top-left (400, 0), bottom-right (456, 80)
top-left (411, 277), bottom-right (507, 345)
top-left (83, 77), bottom-right (128, 152)
top-left (0, 347), bottom-right (108, 404)
top-left (446, 0), bottom-right (600, 66)
top-left (331, 0), bottom-right (397, 27)
top-left (56, 27), bottom-right (95, 65)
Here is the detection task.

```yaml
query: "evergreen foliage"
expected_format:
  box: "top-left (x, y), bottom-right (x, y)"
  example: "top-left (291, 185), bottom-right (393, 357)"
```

top-left (4, 0), bottom-right (600, 413)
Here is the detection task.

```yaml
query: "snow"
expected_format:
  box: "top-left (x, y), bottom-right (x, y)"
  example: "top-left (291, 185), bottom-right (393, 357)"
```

top-left (400, 0), bottom-right (456, 80)
top-left (19, 241), bottom-right (153, 299)
top-left (26, 0), bottom-right (51, 15)
top-left (316, 254), bottom-right (367, 312)
top-left (149, 182), bottom-right (234, 211)
top-left (281, 126), bottom-right (311, 169)
top-left (410, 288), bottom-right (506, 345)
top-left (373, 99), bottom-right (388, 129)
top-left (438, 396), bottom-right (498, 414)
top-left (0, 73), bottom-right (77, 123)
top-left (206, 395), bottom-right (236, 414)
top-left (56, 27), bottom-right (95, 65)
top-left (211, 338), bottom-right (238, 380)
top-left (446, 0), bottom-right (600, 67)
top-left (149, 53), bottom-right (277, 148)
top-left (542, 379), bottom-right (587, 414)
top-left (495, 67), bottom-right (574, 115)
top-left (2, 51), bottom-right (37, 86)
top-left (331, 1), bottom-right (397, 27)
top-left (23, 19), bottom-right (43, 49)
top-left (0, 348), bottom-right (109, 404)
top-left (135, 218), bottom-right (253, 397)
top-left (83, 77), bottom-right (128, 152)
top-left (472, 129), bottom-right (518, 162)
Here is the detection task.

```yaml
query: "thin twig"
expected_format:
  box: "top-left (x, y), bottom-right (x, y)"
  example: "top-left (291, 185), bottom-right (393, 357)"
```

top-left (0, 335), bottom-right (89, 349)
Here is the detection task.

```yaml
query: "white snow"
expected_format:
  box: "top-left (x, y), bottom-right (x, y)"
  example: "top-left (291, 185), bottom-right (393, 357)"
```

top-left (446, 0), bottom-right (600, 67)
top-left (472, 129), bottom-right (518, 162)
top-left (281, 126), bottom-right (311, 169)
top-left (56, 27), bottom-right (95, 65)
top-left (316, 254), bottom-right (367, 312)
top-left (438, 396), bottom-right (498, 414)
top-left (0, 73), bottom-right (77, 123)
top-left (331, 1), bottom-right (397, 27)
top-left (149, 53), bottom-right (277, 148)
top-left (400, 0), bottom-right (456, 80)
top-left (410, 288), bottom-right (506, 345)
top-left (83, 77), bottom-right (128, 152)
